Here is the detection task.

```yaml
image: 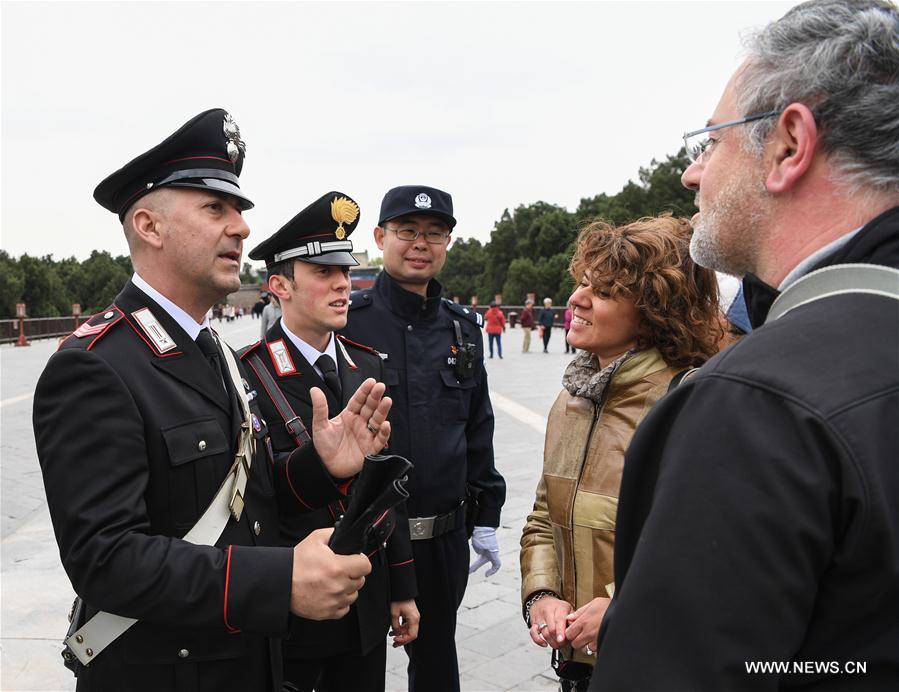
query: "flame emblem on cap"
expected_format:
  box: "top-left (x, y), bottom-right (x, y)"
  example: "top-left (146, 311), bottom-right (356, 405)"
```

top-left (222, 112), bottom-right (246, 163)
top-left (331, 196), bottom-right (359, 240)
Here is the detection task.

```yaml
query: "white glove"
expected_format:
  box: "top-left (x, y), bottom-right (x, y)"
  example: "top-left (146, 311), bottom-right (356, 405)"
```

top-left (469, 526), bottom-right (501, 577)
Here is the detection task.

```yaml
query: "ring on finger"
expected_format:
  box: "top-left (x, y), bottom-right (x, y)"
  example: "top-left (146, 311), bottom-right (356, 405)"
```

top-left (366, 421), bottom-right (379, 434)
top-left (536, 622), bottom-right (547, 631)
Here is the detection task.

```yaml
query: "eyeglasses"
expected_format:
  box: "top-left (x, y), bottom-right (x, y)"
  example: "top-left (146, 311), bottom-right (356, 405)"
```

top-left (387, 227), bottom-right (451, 244)
top-left (683, 109), bottom-right (783, 163)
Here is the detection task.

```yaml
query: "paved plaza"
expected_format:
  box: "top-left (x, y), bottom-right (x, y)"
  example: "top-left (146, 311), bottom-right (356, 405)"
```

top-left (1, 319), bottom-right (575, 691)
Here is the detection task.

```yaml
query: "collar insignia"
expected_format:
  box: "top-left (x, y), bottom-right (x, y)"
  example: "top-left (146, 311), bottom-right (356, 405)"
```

top-left (267, 339), bottom-right (297, 376)
top-left (131, 307), bottom-right (177, 353)
top-left (331, 196), bottom-right (359, 241)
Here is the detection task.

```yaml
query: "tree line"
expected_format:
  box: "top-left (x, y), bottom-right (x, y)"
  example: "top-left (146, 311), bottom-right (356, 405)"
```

top-left (0, 250), bottom-right (134, 319)
top-left (439, 149), bottom-right (695, 305)
top-left (0, 250), bottom-right (267, 319)
top-left (2, 149), bottom-right (693, 318)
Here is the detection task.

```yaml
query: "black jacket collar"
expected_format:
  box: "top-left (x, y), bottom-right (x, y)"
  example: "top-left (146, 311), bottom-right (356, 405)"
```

top-left (374, 270), bottom-right (443, 322)
top-left (743, 205), bottom-right (899, 328)
top-left (116, 280), bottom-right (234, 419)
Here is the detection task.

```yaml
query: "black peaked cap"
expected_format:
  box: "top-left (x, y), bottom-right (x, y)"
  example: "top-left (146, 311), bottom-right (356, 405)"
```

top-left (249, 191), bottom-right (360, 267)
top-left (94, 108), bottom-right (253, 220)
top-left (378, 185), bottom-right (456, 229)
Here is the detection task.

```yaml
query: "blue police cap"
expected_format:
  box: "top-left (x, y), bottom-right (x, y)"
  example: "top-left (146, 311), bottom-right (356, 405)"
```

top-left (94, 108), bottom-right (253, 220)
top-left (378, 185), bottom-right (456, 229)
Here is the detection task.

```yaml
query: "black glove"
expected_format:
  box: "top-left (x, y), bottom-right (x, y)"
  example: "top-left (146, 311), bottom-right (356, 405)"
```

top-left (329, 454), bottom-right (412, 555)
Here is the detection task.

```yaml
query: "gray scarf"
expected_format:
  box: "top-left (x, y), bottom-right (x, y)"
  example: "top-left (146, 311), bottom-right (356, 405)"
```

top-left (562, 349), bottom-right (635, 405)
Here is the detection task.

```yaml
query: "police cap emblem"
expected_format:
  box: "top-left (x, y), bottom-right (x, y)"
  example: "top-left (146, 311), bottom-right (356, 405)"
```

top-left (414, 193), bottom-right (432, 209)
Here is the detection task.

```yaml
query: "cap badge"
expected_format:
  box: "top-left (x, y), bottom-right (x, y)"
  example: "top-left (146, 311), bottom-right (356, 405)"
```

top-left (222, 112), bottom-right (246, 163)
top-left (414, 193), bottom-right (432, 209)
top-left (331, 196), bottom-right (359, 241)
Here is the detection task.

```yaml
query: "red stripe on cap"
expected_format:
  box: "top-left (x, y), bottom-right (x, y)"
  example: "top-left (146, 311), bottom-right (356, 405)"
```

top-left (166, 155), bottom-right (234, 166)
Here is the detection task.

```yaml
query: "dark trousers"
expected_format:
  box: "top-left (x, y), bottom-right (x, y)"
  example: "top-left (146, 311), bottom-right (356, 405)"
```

top-left (564, 329), bottom-right (576, 353)
top-left (284, 640), bottom-right (387, 692)
top-left (405, 526), bottom-right (470, 692)
top-left (542, 327), bottom-right (552, 352)
top-left (487, 333), bottom-right (502, 358)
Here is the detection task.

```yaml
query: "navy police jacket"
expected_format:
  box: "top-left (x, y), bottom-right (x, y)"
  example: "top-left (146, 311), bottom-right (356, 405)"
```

top-left (240, 322), bottom-right (415, 658)
top-left (341, 271), bottom-right (506, 525)
top-left (33, 281), bottom-right (292, 692)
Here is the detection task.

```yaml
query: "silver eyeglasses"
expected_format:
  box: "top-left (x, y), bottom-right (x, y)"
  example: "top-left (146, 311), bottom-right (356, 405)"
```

top-left (683, 109), bottom-right (783, 163)
top-left (388, 227), bottom-right (451, 244)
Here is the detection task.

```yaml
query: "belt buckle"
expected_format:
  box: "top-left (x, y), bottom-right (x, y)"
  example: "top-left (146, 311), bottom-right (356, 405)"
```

top-left (409, 516), bottom-right (436, 540)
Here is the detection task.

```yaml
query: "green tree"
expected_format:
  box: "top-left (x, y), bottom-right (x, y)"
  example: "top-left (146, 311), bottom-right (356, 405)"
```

top-left (576, 149), bottom-right (694, 226)
top-left (440, 237), bottom-right (485, 300)
top-left (480, 209), bottom-right (518, 300)
top-left (481, 148), bottom-right (693, 307)
top-left (639, 149), bottom-right (695, 218)
top-left (501, 257), bottom-right (540, 305)
top-left (0, 251), bottom-right (25, 318)
top-left (78, 251), bottom-right (131, 312)
top-left (536, 253), bottom-right (574, 305)
top-left (18, 254), bottom-right (70, 316)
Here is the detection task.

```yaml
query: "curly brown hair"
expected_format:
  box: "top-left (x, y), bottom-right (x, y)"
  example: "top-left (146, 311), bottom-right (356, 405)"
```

top-left (569, 215), bottom-right (722, 368)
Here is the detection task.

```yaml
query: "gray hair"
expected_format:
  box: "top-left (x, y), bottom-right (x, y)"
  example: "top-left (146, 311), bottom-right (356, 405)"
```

top-left (735, 0), bottom-right (899, 193)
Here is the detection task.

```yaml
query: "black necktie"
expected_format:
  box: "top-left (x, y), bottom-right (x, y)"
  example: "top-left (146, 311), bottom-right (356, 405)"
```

top-left (196, 328), bottom-right (227, 390)
top-left (196, 328), bottom-right (241, 425)
top-left (316, 354), bottom-right (342, 401)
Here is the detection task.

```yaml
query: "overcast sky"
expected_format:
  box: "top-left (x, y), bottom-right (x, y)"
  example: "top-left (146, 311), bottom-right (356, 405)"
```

top-left (1, 0), bottom-right (798, 269)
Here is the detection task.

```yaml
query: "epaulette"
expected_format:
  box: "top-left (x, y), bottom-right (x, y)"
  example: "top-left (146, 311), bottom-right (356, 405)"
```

top-left (238, 340), bottom-right (263, 360)
top-left (442, 299), bottom-right (484, 328)
top-left (58, 306), bottom-right (124, 351)
top-left (348, 289), bottom-right (374, 311)
top-left (336, 333), bottom-right (380, 358)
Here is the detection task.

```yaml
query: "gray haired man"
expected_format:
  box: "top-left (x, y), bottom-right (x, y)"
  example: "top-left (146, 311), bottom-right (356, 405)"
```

top-left (589, 1), bottom-right (899, 689)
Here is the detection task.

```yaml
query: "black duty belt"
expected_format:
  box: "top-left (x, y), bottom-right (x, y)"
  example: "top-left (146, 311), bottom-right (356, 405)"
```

top-left (409, 501), bottom-right (466, 541)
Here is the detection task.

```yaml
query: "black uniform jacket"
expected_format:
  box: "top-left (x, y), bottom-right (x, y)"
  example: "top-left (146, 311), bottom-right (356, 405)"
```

top-left (591, 207), bottom-right (899, 691)
top-left (33, 281), bottom-right (293, 692)
top-left (240, 321), bottom-right (415, 657)
top-left (341, 271), bottom-right (506, 525)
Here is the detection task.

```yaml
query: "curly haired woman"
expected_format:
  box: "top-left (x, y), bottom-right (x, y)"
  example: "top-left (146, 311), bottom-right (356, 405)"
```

top-left (519, 215), bottom-right (722, 689)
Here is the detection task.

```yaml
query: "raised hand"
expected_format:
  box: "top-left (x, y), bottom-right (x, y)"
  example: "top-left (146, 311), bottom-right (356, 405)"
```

top-left (311, 378), bottom-right (392, 478)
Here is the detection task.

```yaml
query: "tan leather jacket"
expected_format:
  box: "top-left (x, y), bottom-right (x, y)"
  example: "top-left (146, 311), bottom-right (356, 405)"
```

top-left (520, 348), bottom-right (677, 661)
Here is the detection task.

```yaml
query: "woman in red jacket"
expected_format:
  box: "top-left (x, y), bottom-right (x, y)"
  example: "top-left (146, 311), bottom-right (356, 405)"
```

top-left (484, 301), bottom-right (506, 359)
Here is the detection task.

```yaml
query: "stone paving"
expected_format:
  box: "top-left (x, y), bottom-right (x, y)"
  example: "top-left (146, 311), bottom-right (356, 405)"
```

top-left (1, 319), bottom-right (574, 691)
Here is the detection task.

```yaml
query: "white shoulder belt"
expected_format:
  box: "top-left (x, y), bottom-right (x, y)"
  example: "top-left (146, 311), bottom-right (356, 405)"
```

top-left (63, 337), bottom-right (254, 668)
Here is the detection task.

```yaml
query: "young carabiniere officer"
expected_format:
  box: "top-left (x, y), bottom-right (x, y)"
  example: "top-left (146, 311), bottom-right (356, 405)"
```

top-left (241, 192), bottom-right (419, 692)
